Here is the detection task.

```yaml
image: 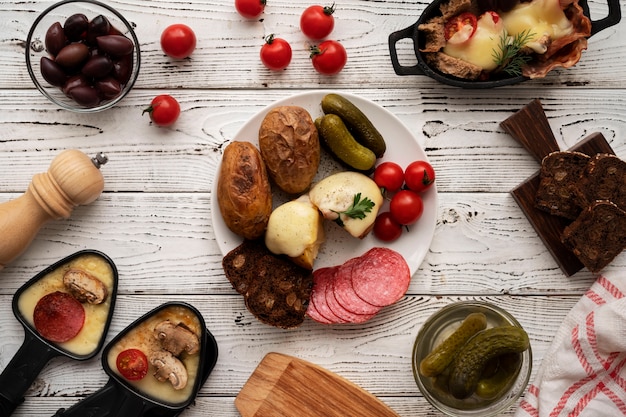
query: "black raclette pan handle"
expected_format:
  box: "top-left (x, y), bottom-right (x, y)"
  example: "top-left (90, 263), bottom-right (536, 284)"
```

top-left (51, 379), bottom-right (151, 417)
top-left (0, 332), bottom-right (59, 417)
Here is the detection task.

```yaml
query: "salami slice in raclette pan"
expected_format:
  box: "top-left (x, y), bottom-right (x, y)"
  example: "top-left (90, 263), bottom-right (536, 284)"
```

top-left (388, 0), bottom-right (621, 88)
top-left (0, 250), bottom-right (119, 416)
top-left (51, 302), bottom-right (218, 417)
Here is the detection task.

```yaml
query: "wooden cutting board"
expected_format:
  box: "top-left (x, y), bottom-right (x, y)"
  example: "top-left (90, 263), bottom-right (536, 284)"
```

top-left (235, 352), bottom-right (401, 417)
top-left (500, 99), bottom-right (615, 276)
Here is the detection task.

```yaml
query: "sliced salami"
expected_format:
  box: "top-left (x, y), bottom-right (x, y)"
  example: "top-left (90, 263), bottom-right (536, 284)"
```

top-left (351, 247), bottom-right (410, 307)
top-left (33, 291), bottom-right (85, 343)
top-left (305, 300), bottom-right (333, 324)
top-left (333, 258), bottom-right (381, 316)
top-left (309, 267), bottom-right (346, 324)
top-left (326, 277), bottom-right (376, 324)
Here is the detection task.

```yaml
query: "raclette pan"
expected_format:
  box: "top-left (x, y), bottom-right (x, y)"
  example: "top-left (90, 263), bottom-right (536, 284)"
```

top-left (388, 0), bottom-right (621, 88)
top-left (52, 301), bottom-right (218, 417)
top-left (0, 250), bottom-right (119, 417)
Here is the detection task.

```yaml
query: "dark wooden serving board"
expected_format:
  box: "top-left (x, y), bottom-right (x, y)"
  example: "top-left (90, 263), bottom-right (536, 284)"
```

top-left (501, 100), bottom-right (615, 276)
top-left (235, 352), bottom-right (401, 417)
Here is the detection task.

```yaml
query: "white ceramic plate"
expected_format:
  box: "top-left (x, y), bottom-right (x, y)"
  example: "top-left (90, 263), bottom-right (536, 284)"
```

top-left (210, 91), bottom-right (437, 276)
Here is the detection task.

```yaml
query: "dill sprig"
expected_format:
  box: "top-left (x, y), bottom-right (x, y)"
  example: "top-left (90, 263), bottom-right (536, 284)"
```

top-left (492, 29), bottom-right (535, 76)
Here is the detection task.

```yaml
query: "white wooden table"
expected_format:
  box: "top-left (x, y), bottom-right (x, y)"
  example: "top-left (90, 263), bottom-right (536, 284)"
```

top-left (1, 0), bottom-right (625, 415)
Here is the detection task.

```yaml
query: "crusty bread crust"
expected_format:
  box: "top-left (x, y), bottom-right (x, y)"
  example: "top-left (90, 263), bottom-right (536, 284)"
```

top-left (418, 17), bottom-right (446, 52)
top-left (535, 151), bottom-right (590, 220)
top-left (561, 201), bottom-right (626, 273)
top-left (573, 153), bottom-right (626, 212)
top-left (222, 239), bottom-right (313, 328)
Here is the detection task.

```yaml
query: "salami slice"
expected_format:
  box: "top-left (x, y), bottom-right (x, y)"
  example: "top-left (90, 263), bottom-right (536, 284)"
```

top-left (305, 300), bottom-right (333, 324)
top-left (310, 267), bottom-right (346, 324)
top-left (333, 258), bottom-right (381, 316)
top-left (326, 277), bottom-right (375, 324)
top-left (33, 291), bottom-right (85, 343)
top-left (351, 247), bottom-right (410, 307)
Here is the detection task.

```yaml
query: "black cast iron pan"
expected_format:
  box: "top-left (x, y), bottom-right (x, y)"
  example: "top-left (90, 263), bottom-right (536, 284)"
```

top-left (0, 250), bottom-right (119, 417)
top-left (51, 302), bottom-right (218, 417)
top-left (388, 0), bottom-right (621, 88)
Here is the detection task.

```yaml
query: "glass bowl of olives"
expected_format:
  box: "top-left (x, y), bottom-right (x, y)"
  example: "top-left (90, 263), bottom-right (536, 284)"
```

top-left (25, 0), bottom-right (140, 112)
top-left (412, 301), bottom-right (532, 417)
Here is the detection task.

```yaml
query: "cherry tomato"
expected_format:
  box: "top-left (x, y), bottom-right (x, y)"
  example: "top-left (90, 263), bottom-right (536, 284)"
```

top-left (373, 212), bottom-right (403, 242)
top-left (390, 189), bottom-right (424, 225)
top-left (260, 34), bottom-right (292, 71)
top-left (444, 12), bottom-right (477, 43)
top-left (235, 0), bottom-right (266, 19)
top-left (373, 162), bottom-right (404, 193)
top-left (300, 4), bottom-right (335, 40)
top-left (404, 160), bottom-right (435, 193)
top-left (143, 94), bottom-right (181, 127)
top-left (310, 40), bottom-right (347, 75)
top-left (160, 24), bottom-right (196, 59)
top-left (116, 348), bottom-right (149, 381)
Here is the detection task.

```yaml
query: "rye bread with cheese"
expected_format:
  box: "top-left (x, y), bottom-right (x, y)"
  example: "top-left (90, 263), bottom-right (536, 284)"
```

top-left (561, 201), bottom-right (626, 273)
top-left (424, 52), bottom-right (483, 80)
top-left (535, 151), bottom-right (590, 219)
top-left (573, 153), bottom-right (626, 212)
top-left (222, 239), bottom-right (313, 329)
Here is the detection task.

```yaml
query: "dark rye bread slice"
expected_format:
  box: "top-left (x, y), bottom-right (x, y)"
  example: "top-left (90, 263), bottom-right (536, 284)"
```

top-left (561, 201), bottom-right (626, 273)
top-left (535, 151), bottom-right (590, 220)
top-left (573, 153), bottom-right (626, 212)
top-left (222, 239), bottom-right (313, 329)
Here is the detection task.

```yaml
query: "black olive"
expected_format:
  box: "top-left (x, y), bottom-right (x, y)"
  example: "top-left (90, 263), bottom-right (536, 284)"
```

top-left (63, 13), bottom-right (89, 41)
top-left (62, 74), bottom-right (90, 96)
top-left (82, 55), bottom-right (113, 78)
top-left (68, 85), bottom-right (101, 107)
top-left (40, 56), bottom-right (68, 87)
top-left (96, 35), bottom-right (134, 57)
top-left (45, 22), bottom-right (66, 56)
top-left (95, 77), bottom-right (122, 99)
top-left (86, 15), bottom-right (112, 45)
top-left (112, 54), bottom-right (133, 84)
top-left (55, 43), bottom-right (90, 69)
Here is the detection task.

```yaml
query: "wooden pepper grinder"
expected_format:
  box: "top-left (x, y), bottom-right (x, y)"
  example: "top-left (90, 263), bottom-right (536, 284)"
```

top-left (0, 150), bottom-right (108, 270)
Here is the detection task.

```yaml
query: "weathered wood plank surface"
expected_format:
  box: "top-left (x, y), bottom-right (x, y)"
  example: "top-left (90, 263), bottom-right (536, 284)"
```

top-left (1, 0), bottom-right (625, 415)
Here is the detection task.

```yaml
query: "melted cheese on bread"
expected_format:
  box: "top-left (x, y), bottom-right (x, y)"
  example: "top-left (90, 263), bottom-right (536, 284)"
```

top-left (501, 0), bottom-right (573, 53)
top-left (444, 12), bottom-right (505, 71)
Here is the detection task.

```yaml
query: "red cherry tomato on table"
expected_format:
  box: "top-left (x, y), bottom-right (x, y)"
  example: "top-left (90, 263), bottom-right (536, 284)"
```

top-left (143, 94), bottom-right (181, 127)
top-left (161, 24), bottom-right (196, 59)
top-left (404, 160), bottom-right (436, 193)
top-left (310, 40), bottom-right (347, 75)
top-left (373, 212), bottom-right (403, 242)
top-left (260, 34), bottom-right (292, 71)
top-left (373, 161), bottom-right (404, 193)
top-left (235, 0), bottom-right (266, 19)
top-left (444, 12), bottom-right (477, 44)
top-left (300, 4), bottom-right (336, 40)
top-left (116, 348), bottom-right (149, 381)
top-left (390, 189), bottom-right (424, 225)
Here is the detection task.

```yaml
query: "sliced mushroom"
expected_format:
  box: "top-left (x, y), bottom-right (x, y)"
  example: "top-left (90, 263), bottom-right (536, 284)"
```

top-left (153, 320), bottom-right (200, 355)
top-left (63, 268), bottom-right (108, 304)
top-left (150, 350), bottom-right (188, 390)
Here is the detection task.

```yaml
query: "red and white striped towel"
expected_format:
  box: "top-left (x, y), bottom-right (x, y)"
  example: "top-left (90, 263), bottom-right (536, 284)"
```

top-left (515, 275), bottom-right (626, 417)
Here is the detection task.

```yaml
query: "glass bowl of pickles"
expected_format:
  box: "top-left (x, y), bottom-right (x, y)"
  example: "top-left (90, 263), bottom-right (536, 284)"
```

top-left (25, 0), bottom-right (140, 112)
top-left (412, 301), bottom-right (532, 416)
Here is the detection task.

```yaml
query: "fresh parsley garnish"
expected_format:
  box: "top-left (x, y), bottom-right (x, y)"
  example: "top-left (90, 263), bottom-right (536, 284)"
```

top-left (332, 193), bottom-right (375, 227)
top-left (493, 29), bottom-right (535, 76)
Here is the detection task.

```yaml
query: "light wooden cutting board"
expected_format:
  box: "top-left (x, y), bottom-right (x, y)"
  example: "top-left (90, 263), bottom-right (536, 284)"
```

top-left (235, 352), bottom-right (401, 417)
